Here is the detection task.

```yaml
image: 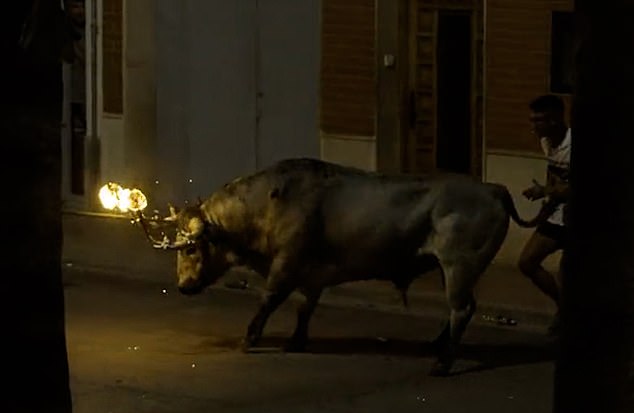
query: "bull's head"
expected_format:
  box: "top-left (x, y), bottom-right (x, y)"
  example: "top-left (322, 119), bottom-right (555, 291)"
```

top-left (135, 204), bottom-right (232, 295)
top-left (98, 183), bottom-right (233, 295)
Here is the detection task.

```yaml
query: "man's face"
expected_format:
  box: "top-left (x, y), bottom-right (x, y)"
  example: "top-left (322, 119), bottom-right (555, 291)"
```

top-left (529, 111), bottom-right (562, 140)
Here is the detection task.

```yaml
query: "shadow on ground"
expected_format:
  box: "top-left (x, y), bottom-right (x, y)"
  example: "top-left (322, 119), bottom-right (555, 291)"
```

top-left (195, 335), bottom-right (556, 376)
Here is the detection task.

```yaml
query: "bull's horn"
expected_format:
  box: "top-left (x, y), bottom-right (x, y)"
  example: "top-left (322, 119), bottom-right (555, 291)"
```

top-left (135, 213), bottom-right (174, 247)
top-left (133, 211), bottom-right (189, 250)
top-left (133, 206), bottom-right (203, 251)
top-left (167, 204), bottom-right (179, 221)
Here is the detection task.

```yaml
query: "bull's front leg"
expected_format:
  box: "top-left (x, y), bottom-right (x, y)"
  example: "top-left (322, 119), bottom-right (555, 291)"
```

top-left (241, 288), bottom-right (293, 352)
top-left (284, 289), bottom-right (322, 352)
top-left (241, 257), bottom-right (297, 352)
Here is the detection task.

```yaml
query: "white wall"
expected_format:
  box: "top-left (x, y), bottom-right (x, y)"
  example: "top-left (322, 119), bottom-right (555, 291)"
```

top-left (82, 0), bottom-right (321, 212)
top-left (320, 133), bottom-right (377, 171)
top-left (154, 0), bottom-right (320, 208)
top-left (124, 0), bottom-right (157, 191)
top-left (256, 0), bottom-right (320, 168)
top-left (184, 1), bottom-right (259, 200)
top-left (99, 115), bottom-right (126, 186)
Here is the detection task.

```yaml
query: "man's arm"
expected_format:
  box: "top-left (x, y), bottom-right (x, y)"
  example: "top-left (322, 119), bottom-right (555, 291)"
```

top-left (522, 180), bottom-right (547, 201)
top-left (545, 177), bottom-right (570, 202)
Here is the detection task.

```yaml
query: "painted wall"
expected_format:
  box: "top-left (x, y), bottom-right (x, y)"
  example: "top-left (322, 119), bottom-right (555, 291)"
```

top-left (154, 0), bottom-right (320, 208)
top-left (485, 0), bottom-right (573, 152)
top-left (123, 0), bottom-right (157, 191)
top-left (256, 0), bottom-right (321, 168)
top-left (321, 133), bottom-right (377, 171)
top-left (99, 115), bottom-right (125, 186)
top-left (319, 0), bottom-right (377, 172)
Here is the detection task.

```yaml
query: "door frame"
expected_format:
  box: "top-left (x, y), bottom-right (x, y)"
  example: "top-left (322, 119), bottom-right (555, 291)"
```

top-left (401, 0), bottom-right (483, 177)
top-left (62, 0), bottom-right (100, 211)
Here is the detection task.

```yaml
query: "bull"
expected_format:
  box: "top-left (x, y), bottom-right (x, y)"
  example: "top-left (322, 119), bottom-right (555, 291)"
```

top-left (138, 158), bottom-right (550, 376)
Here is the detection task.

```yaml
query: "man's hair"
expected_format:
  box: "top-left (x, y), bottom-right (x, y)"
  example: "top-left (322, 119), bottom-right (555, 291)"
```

top-left (529, 94), bottom-right (564, 114)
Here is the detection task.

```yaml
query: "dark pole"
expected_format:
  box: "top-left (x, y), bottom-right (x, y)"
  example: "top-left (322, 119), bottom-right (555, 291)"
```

top-left (1, 1), bottom-right (73, 412)
top-left (554, 2), bottom-right (634, 412)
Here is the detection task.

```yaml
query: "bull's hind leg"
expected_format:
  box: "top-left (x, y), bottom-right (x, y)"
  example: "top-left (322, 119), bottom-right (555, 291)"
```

top-left (429, 262), bottom-right (478, 377)
top-left (284, 289), bottom-right (322, 352)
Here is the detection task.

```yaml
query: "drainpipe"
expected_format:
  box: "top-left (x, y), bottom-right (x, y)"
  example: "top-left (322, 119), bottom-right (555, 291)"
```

top-left (253, 0), bottom-right (261, 171)
top-left (481, 0), bottom-right (488, 181)
top-left (86, 0), bottom-right (101, 209)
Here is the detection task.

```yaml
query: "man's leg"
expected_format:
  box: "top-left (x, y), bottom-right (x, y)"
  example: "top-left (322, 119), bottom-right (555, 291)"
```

top-left (518, 229), bottom-right (562, 303)
top-left (547, 249), bottom-right (568, 335)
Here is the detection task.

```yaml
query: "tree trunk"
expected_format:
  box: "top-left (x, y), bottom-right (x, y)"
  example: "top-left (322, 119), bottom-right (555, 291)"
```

top-left (1, 1), bottom-right (73, 412)
top-left (554, 2), bottom-right (634, 412)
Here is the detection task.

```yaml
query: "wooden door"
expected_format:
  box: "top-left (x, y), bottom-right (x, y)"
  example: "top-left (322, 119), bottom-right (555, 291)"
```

top-left (404, 0), bottom-right (483, 176)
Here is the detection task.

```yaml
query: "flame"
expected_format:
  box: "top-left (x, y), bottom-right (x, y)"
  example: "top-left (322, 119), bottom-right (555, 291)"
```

top-left (98, 182), bottom-right (148, 212)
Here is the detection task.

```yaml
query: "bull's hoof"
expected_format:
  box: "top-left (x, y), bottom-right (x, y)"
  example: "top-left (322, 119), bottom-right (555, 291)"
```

top-left (239, 337), bottom-right (257, 353)
top-left (283, 337), bottom-right (307, 353)
top-left (429, 360), bottom-right (452, 377)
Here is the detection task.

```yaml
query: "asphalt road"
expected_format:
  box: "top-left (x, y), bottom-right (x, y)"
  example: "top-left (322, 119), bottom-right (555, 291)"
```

top-left (64, 269), bottom-right (557, 413)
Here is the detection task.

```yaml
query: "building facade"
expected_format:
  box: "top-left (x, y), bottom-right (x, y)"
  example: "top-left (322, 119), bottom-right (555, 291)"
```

top-left (62, 0), bottom-right (321, 212)
top-left (320, 0), bottom-right (573, 175)
top-left (320, 0), bottom-right (486, 176)
top-left (318, 0), bottom-right (573, 261)
top-left (63, 0), bottom-right (574, 222)
top-left (484, 0), bottom-right (574, 202)
top-left (59, 0), bottom-right (571, 290)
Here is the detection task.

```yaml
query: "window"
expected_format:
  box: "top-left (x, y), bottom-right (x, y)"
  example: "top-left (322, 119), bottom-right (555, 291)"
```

top-left (550, 11), bottom-right (575, 94)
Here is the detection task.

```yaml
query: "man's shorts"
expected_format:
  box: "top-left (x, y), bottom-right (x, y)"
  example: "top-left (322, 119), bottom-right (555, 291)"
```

top-left (536, 222), bottom-right (566, 247)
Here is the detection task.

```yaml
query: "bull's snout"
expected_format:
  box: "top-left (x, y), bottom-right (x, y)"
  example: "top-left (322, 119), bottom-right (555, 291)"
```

top-left (177, 277), bottom-right (205, 295)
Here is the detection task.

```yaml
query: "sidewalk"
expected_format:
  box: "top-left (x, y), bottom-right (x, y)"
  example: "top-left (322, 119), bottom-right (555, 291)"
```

top-left (62, 212), bottom-right (559, 330)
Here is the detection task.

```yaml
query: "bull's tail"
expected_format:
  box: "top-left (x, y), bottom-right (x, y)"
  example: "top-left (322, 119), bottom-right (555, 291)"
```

top-left (490, 184), bottom-right (555, 228)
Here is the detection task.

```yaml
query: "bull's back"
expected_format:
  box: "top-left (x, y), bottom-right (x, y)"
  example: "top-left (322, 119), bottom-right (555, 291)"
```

top-left (315, 177), bottom-right (436, 269)
top-left (234, 160), bottom-right (510, 271)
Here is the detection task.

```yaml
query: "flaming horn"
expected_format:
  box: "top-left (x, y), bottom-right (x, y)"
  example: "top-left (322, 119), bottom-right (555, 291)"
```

top-left (98, 182), bottom-right (194, 250)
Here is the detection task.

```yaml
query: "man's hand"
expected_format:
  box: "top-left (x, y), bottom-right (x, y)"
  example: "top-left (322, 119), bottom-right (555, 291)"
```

top-left (545, 179), bottom-right (570, 203)
top-left (522, 179), bottom-right (546, 201)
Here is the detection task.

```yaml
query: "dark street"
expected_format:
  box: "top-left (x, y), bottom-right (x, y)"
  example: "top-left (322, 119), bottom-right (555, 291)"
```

top-left (65, 269), bottom-right (556, 413)
top-left (4, 1), bottom-right (633, 412)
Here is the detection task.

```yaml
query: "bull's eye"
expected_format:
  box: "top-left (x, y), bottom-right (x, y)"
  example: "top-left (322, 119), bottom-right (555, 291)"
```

top-left (185, 246), bottom-right (197, 256)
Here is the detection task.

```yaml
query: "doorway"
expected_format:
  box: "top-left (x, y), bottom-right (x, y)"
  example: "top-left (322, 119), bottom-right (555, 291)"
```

top-left (404, 1), bottom-right (482, 176)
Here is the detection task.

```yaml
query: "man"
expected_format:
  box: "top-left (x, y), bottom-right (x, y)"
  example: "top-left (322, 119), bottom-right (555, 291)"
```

top-left (518, 94), bottom-right (571, 334)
